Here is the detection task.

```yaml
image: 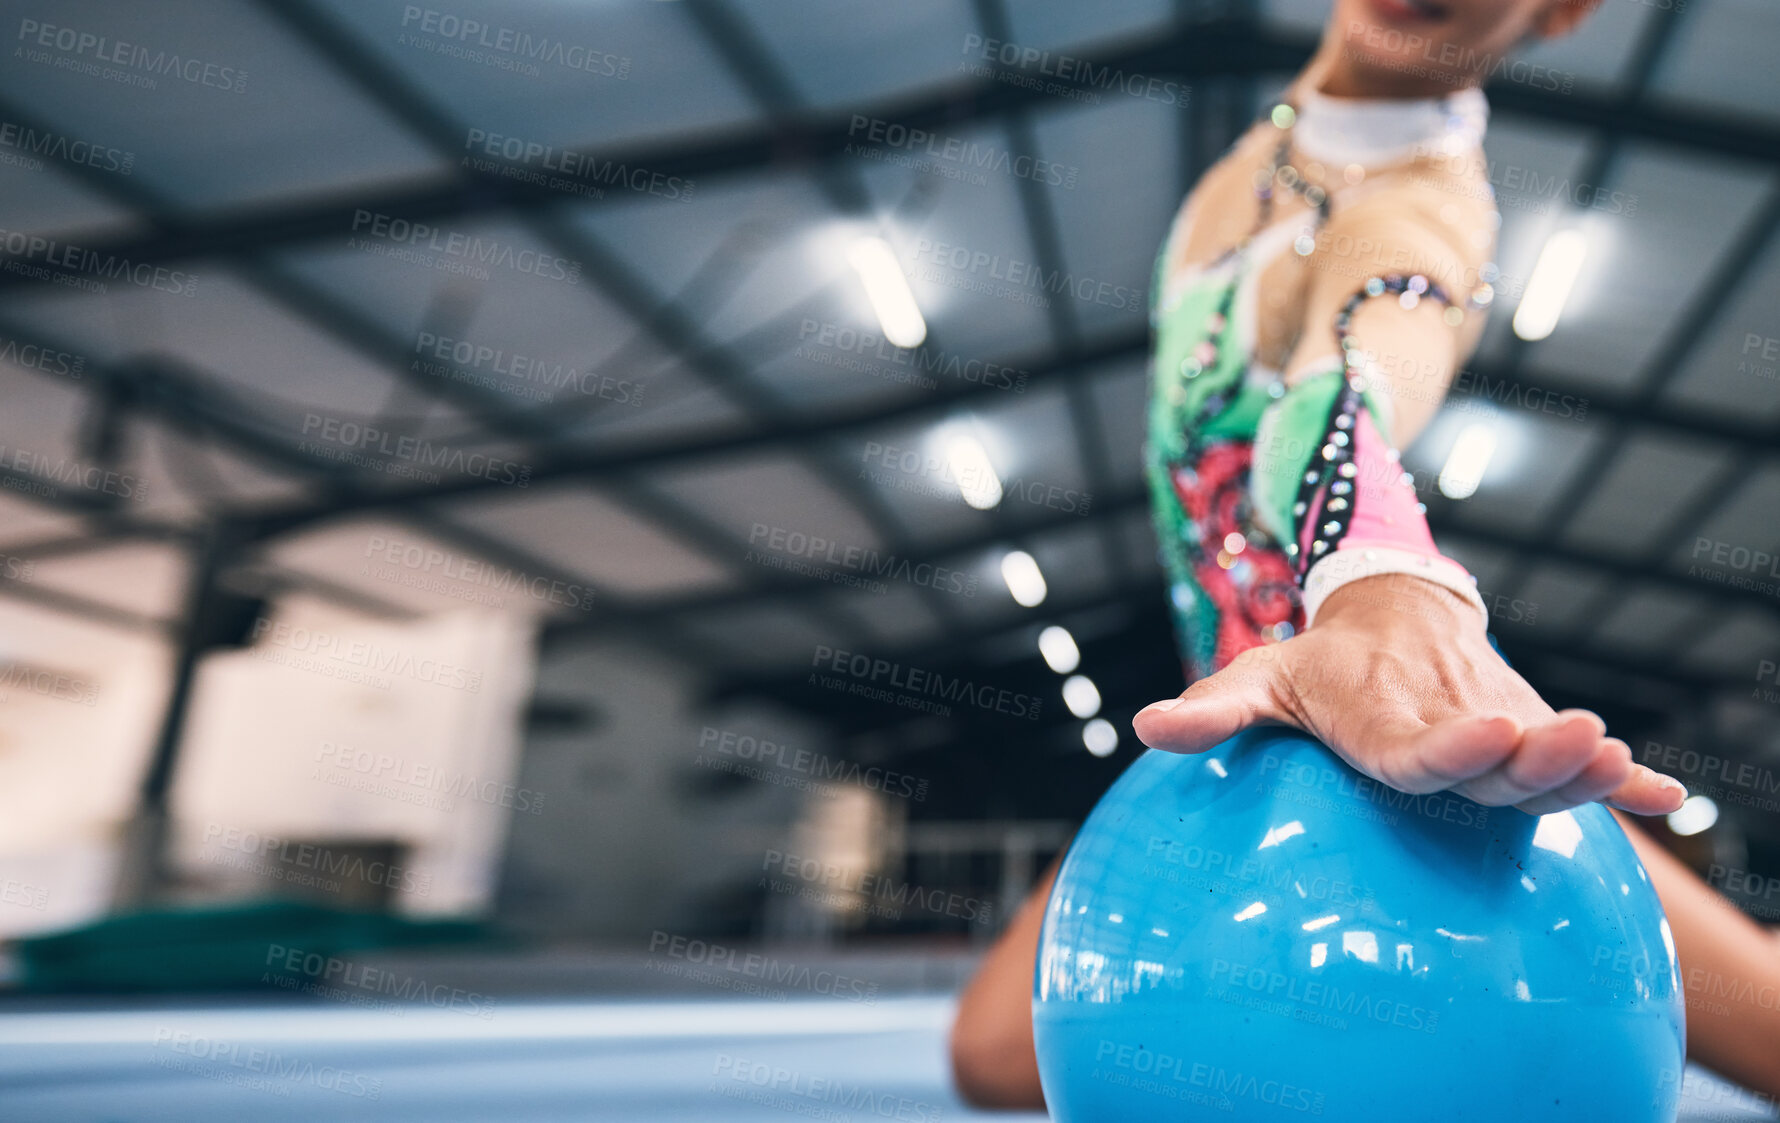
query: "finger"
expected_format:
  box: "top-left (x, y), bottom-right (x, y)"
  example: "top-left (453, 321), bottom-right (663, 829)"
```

top-left (1605, 764), bottom-right (1687, 817)
top-left (1133, 665), bottom-right (1285, 754)
top-left (1514, 737), bottom-right (1633, 816)
top-left (1368, 712), bottom-right (1522, 795)
top-left (1458, 710), bottom-right (1605, 807)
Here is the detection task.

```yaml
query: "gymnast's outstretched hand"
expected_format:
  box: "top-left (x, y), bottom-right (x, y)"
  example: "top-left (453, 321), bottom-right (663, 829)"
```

top-left (1132, 572), bottom-right (1687, 817)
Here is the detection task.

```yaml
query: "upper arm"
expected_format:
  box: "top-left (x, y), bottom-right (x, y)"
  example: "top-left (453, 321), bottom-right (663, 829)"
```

top-left (1284, 174), bottom-right (1497, 447)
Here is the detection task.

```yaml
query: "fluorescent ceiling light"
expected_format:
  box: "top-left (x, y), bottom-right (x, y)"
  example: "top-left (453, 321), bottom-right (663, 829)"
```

top-left (1083, 717), bottom-right (1118, 757)
top-left (1667, 795), bottom-right (1717, 837)
top-left (1038, 625), bottom-right (1080, 674)
top-left (1000, 550), bottom-right (1046, 607)
top-left (1062, 674), bottom-right (1101, 719)
top-left (1437, 422), bottom-right (1497, 500)
top-left (947, 434), bottom-right (1002, 510)
top-left (847, 236), bottom-right (927, 348)
top-left (1512, 228), bottom-right (1587, 342)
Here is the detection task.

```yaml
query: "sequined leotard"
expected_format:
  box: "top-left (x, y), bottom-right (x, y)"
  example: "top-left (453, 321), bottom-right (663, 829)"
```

top-left (1146, 91), bottom-right (1494, 682)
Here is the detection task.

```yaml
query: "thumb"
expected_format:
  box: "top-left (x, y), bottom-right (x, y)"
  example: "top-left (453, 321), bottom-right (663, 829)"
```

top-left (1133, 657), bottom-right (1287, 754)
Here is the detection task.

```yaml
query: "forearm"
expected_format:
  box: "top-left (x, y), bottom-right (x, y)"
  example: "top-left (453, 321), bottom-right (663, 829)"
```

top-left (1615, 812), bottom-right (1780, 1099)
top-left (948, 860), bottom-right (1057, 1110)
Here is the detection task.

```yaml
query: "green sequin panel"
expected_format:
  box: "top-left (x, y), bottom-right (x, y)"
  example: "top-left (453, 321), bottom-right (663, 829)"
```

top-left (1249, 369), bottom-right (1343, 544)
top-left (1148, 278), bottom-right (1246, 465)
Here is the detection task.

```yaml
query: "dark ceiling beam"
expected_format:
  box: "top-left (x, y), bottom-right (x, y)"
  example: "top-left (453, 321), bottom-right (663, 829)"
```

top-left (227, 563), bottom-right (417, 622)
top-left (6, 21), bottom-right (1779, 290)
top-left (0, 573), bottom-right (172, 634)
top-left (969, 0), bottom-right (1131, 588)
top-left (1570, 3), bottom-right (1690, 193)
top-left (5, 309), bottom-right (1768, 569)
top-left (275, 346), bottom-right (1780, 527)
top-left (0, 523), bottom-right (190, 562)
top-left (246, 325), bottom-right (1149, 529)
top-left (541, 478), bottom-right (1780, 643)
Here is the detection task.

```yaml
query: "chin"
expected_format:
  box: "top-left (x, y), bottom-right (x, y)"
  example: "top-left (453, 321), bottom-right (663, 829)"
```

top-left (1334, 19), bottom-right (1478, 92)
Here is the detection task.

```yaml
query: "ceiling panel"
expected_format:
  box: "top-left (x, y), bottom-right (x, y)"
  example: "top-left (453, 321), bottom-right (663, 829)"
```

top-left (1562, 431), bottom-right (1729, 557)
top-left (1407, 403), bottom-right (1603, 534)
top-left (1034, 95), bottom-right (1183, 341)
top-left (0, 493), bottom-right (91, 553)
top-left (1519, 144), bottom-right (1770, 391)
top-left (24, 540), bottom-right (187, 622)
top-left (674, 600), bottom-right (847, 670)
top-left (0, 156), bottom-right (139, 240)
top-left (1086, 356), bottom-right (1151, 492)
top-left (1004, 0), bottom-right (1172, 52)
top-left (820, 580), bottom-right (945, 649)
top-left (259, 516), bottom-right (570, 619)
top-left (447, 483), bottom-right (737, 596)
top-left (1663, 238), bottom-right (1780, 424)
top-left (729, 0), bottom-right (981, 111)
top-left (1589, 584), bottom-right (1722, 661)
top-left (1506, 561), bottom-right (1607, 637)
top-left (844, 421), bottom-right (1017, 544)
top-left (1470, 118), bottom-right (1597, 369)
top-left (311, 0), bottom-right (759, 153)
top-left (885, 140), bottom-right (1057, 361)
top-left (1652, 0), bottom-right (1780, 125)
top-left (652, 454), bottom-right (889, 565)
top-left (1679, 606), bottom-right (1780, 678)
top-left (0, 0), bottom-right (448, 209)
top-left (1664, 461), bottom-right (1780, 576)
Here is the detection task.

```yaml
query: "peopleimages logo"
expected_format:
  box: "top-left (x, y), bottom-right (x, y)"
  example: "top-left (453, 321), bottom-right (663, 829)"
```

top-left (398, 7), bottom-right (629, 78)
top-left (710, 1055), bottom-right (943, 1123)
top-left (461, 129), bottom-right (694, 202)
top-left (298, 414), bottom-right (531, 487)
top-left (646, 931), bottom-right (880, 1003)
top-left (0, 121), bottom-right (132, 174)
top-left (349, 210), bottom-right (581, 284)
top-left (910, 237), bottom-right (1142, 311)
top-left (0, 226), bottom-right (197, 295)
top-left (1259, 752), bottom-right (1490, 829)
top-left (362, 534), bottom-right (593, 612)
top-left (15, 19), bottom-right (249, 92)
top-left (264, 943), bottom-right (498, 1018)
top-left (810, 645), bottom-right (1044, 720)
top-left (1208, 957), bottom-right (1440, 1034)
top-left (249, 618), bottom-right (484, 693)
top-left (796, 318), bottom-right (1030, 392)
top-left (695, 726), bottom-right (929, 802)
top-left (748, 523), bottom-right (978, 597)
top-left (0, 334), bottom-right (85, 378)
top-left (846, 115), bottom-right (1080, 189)
top-left (762, 849), bottom-right (993, 925)
top-left (1092, 1039), bottom-right (1327, 1114)
top-left (150, 1029), bottom-right (381, 1099)
top-left (959, 34), bottom-right (1189, 109)
top-left (200, 824), bottom-right (431, 897)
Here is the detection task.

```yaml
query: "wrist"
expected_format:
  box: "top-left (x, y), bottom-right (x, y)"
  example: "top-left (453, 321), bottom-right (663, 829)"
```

top-left (1315, 571), bottom-right (1485, 632)
top-left (1301, 545), bottom-right (1488, 631)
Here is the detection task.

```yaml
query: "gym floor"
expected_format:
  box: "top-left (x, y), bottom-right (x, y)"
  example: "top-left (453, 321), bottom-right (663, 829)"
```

top-left (2, 993), bottom-right (1773, 1122)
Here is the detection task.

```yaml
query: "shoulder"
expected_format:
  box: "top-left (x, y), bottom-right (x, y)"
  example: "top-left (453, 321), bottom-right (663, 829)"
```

top-left (1160, 123), bottom-right (1276, 270)
top-left (1309, 146), bottom-right (1497, 300)
top-left (1326, 146), bottom-right (1497, 270)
